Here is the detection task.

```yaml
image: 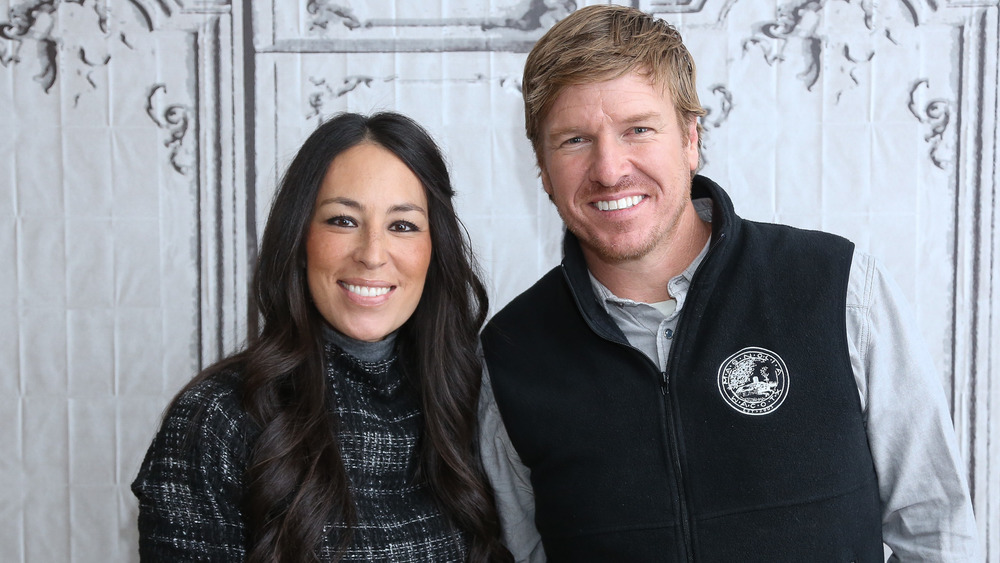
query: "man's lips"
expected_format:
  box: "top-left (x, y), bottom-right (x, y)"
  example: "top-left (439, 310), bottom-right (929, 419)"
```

top-left (593, 194), bottom-right (644, 211)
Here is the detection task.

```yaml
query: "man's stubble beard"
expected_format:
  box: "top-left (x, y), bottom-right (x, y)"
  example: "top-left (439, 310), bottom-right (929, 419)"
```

top-left (562, 174), bottom-right (693, 265)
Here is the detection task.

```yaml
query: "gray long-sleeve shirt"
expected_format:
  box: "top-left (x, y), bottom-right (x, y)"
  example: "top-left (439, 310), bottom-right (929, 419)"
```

top-left (479, 206), bottom-right (979, 562)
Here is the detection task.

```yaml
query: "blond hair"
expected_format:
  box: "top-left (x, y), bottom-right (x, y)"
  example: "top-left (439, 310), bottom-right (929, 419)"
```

top-left (522, 5), bottom-right (706, 160)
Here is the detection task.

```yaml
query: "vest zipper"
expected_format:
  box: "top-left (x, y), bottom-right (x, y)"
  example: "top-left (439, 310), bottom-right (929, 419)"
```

top-left (561, 229), bottom-right (728, 562)
top-left (622, 351), bottom-right (696, 561)
top-left (660, 368), bottom-right (693, 561)
top-left (658, 231), bottom-right (727, 562)
top-left (566, 295), bottom-right (695, 559)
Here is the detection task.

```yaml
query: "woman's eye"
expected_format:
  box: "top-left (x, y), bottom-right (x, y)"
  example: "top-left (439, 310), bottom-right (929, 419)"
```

top-left (389, 221), bottom-right (420, 233)
top-left (325, 216), bottom-right (356, 228)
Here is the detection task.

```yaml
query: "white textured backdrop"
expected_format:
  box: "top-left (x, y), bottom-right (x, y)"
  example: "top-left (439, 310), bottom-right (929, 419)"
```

top-left (1, 0), bottom-right (997, 561)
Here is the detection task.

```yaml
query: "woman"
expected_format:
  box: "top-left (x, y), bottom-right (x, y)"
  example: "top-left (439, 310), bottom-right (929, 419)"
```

top-left (132, 112), bottom-right (511, 562)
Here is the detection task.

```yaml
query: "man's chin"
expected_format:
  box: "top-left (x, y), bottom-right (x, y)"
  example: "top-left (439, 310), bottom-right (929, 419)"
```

top-left (581, 236), bottom-right (655, 265)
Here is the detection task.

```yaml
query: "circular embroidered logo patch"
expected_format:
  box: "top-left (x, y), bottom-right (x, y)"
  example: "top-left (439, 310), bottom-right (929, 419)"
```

top-left (717, 347), bottom-right (789, 416)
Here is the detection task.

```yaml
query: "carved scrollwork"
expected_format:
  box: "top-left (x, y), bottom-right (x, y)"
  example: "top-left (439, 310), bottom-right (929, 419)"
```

top-left (0, 0), bottom-right (150, 98)
top-left (908, 79), bottom-right (954, 170)
top-left (306, 75), bottom-right (379, 121)
top-left (146, 83), bottom-right (194, 175)
top-left (1, 0), bottom-right (62, 92)
top-left (741, 0), bottom-right (910, 100)
top-left (742, 0), bottom-right (825, 91)
top-left (303, 0), bottom-right (575, 35)
top-left (306, 0), bottom-right (362, 31)
top-left (696, 84), bottom-right (733, 168)
top-left (305, 73), bottom-right (523, 123)
top-left (703, 84), bottom-right (733, 130)
top-left (479, 0), bottom-right (575, 32)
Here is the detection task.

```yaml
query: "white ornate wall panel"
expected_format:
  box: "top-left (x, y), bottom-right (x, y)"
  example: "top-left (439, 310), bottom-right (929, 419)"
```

top-left (1, 0), bottom-right (244, 560)
top-left (1, 0), bottom-right (996, 561)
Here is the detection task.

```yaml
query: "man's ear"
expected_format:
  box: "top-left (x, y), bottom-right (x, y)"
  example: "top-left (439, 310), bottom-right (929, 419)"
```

top-left (685, 119), bottom-right (700, 173)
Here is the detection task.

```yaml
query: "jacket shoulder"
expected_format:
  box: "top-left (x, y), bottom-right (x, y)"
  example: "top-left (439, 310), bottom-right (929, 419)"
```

top-left (741, 219), bottom-right (854, 252)
top-left (486, 265), bottom-right (566, 328)
top-left (132, 369), bottom-right (252, 495)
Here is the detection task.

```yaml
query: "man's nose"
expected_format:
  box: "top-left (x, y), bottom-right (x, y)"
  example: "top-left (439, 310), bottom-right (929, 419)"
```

top-left (589, 139), bottom-right (631, 187)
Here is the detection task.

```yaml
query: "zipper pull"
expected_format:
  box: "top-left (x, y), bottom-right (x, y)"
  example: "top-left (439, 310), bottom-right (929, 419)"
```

top-left (660, 371), bottom-right (668, 396)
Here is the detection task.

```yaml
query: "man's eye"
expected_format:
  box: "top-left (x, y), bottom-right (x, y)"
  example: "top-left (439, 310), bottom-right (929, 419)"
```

top-left (325, 216), bottom-right (356, 227)
top-left (564, 136), bottom-right (585, 145)
top-left (389, 221), bottom-right (419, 233)
top-left (632, 127), bottom-right (651, 134)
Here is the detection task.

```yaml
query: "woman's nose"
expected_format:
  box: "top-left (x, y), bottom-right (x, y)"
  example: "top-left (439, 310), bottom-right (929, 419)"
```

top-left (354, 228), bottom-right (387, 269)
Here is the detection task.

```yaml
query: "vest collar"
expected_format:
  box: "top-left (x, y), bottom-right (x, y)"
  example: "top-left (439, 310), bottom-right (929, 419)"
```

top-left (559, 175), bottom-right (739, 344)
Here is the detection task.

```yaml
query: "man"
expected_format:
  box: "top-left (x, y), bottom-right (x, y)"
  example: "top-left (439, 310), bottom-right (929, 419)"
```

top-left (478, 5), bottom-right (979, 562)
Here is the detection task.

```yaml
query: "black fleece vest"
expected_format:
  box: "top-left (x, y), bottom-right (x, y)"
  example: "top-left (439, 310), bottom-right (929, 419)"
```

top-left (482, 177), bottom-right (883, 562)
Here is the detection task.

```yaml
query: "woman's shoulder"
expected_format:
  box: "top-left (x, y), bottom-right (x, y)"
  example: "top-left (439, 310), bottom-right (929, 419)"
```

top-left (134, 368), bottom-right (254, 493)
top-left (171, 369), bottom-right (245, 416)
top-left (162, 369), bottom-right (253, 449)
top-left (140, 369), bottom-right (253, 473)
top-left (132, 370), bottom-right (254, 559)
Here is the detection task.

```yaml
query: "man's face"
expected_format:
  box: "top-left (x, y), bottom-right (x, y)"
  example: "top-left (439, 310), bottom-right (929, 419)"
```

top-left (538, 71), bottom-right (700, 266)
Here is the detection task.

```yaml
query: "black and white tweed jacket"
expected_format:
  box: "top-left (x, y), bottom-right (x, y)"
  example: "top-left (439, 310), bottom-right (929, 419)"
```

top-left (131, 333), bottom-right (467, 562)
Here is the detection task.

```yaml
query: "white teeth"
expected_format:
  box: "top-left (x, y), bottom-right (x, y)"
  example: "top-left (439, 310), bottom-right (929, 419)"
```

top-left (596, 195), bottom-right (642, 211)
top-left (345, 283), bottom-right (391, 297)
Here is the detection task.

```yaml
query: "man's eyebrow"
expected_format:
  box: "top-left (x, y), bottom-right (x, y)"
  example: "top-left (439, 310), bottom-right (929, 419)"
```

top-left (546, 125), bottom-right (585, 140)
top-left (620, 111), bottom-right (663, 124)
top-left (546, 111), bottom-right (665, 139)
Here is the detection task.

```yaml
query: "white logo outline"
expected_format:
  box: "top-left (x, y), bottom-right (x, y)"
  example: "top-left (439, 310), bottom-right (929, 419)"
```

top-left (717, 347), bottom-right (789, 416)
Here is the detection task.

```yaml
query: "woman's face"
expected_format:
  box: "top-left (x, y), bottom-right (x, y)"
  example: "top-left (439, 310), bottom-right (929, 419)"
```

top-left (305, 142), bottom-right (433, 342)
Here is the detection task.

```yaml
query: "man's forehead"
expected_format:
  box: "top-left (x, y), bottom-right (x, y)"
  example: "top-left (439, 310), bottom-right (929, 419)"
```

top-left (543, 78), bottom-right (674, 128)
top-left (550, 68), bottom-right (666, 101)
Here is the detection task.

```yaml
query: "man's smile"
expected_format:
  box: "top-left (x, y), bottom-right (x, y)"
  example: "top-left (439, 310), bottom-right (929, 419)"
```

top-left (594, 195), bottom-right (645, 212)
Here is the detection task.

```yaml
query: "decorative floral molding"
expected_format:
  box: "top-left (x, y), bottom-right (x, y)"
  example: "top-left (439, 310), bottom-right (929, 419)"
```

top-left (306, 0), bottom-right (361, 31)
top-left (306, 73), bottom-right (523, 122)
top-left (740, 0), bottom-right (918, 99)
top-left (703, 84), bottom-right (734, 130)
top-left (306, 75), bottom-right (379, 120)
top-left (146, 83), bottom-right (194, 175)
top-left (907, 79), bottom-right (954, 170)
top-left (0, 0), bottom-right (157, 98)
top-left (303, 0), bottom-right (575, 35)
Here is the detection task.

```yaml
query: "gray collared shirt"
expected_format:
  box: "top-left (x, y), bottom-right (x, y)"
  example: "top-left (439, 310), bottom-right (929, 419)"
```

top-left (478, 203), bottom-right (979, 562)
top-left (587, 234), bottom-right (709, 375)
top-left (588, 198), bottom-right (711, 373)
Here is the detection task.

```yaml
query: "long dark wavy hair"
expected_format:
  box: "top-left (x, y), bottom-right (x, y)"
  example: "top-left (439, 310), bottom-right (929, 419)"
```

top-left (187, 112), bottom-right (510, 562)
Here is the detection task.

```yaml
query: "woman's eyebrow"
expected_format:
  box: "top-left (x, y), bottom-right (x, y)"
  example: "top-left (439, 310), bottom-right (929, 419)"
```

top-left (390, 202), bottom-right (427, 216)
top-left (315, 198), bottom-right (426, 217)
top-left (315, 196), bottom-right (361, 209)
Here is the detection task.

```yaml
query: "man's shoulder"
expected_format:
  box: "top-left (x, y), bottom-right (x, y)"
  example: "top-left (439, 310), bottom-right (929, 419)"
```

top-left (743, 218), bottom-right (851, 243)
top-left (481, 264), bottom-right (579, 359)
top-left (738, 220), bottom-right (856, 264)
top-left (489, 265), bottom-right (567, 324)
